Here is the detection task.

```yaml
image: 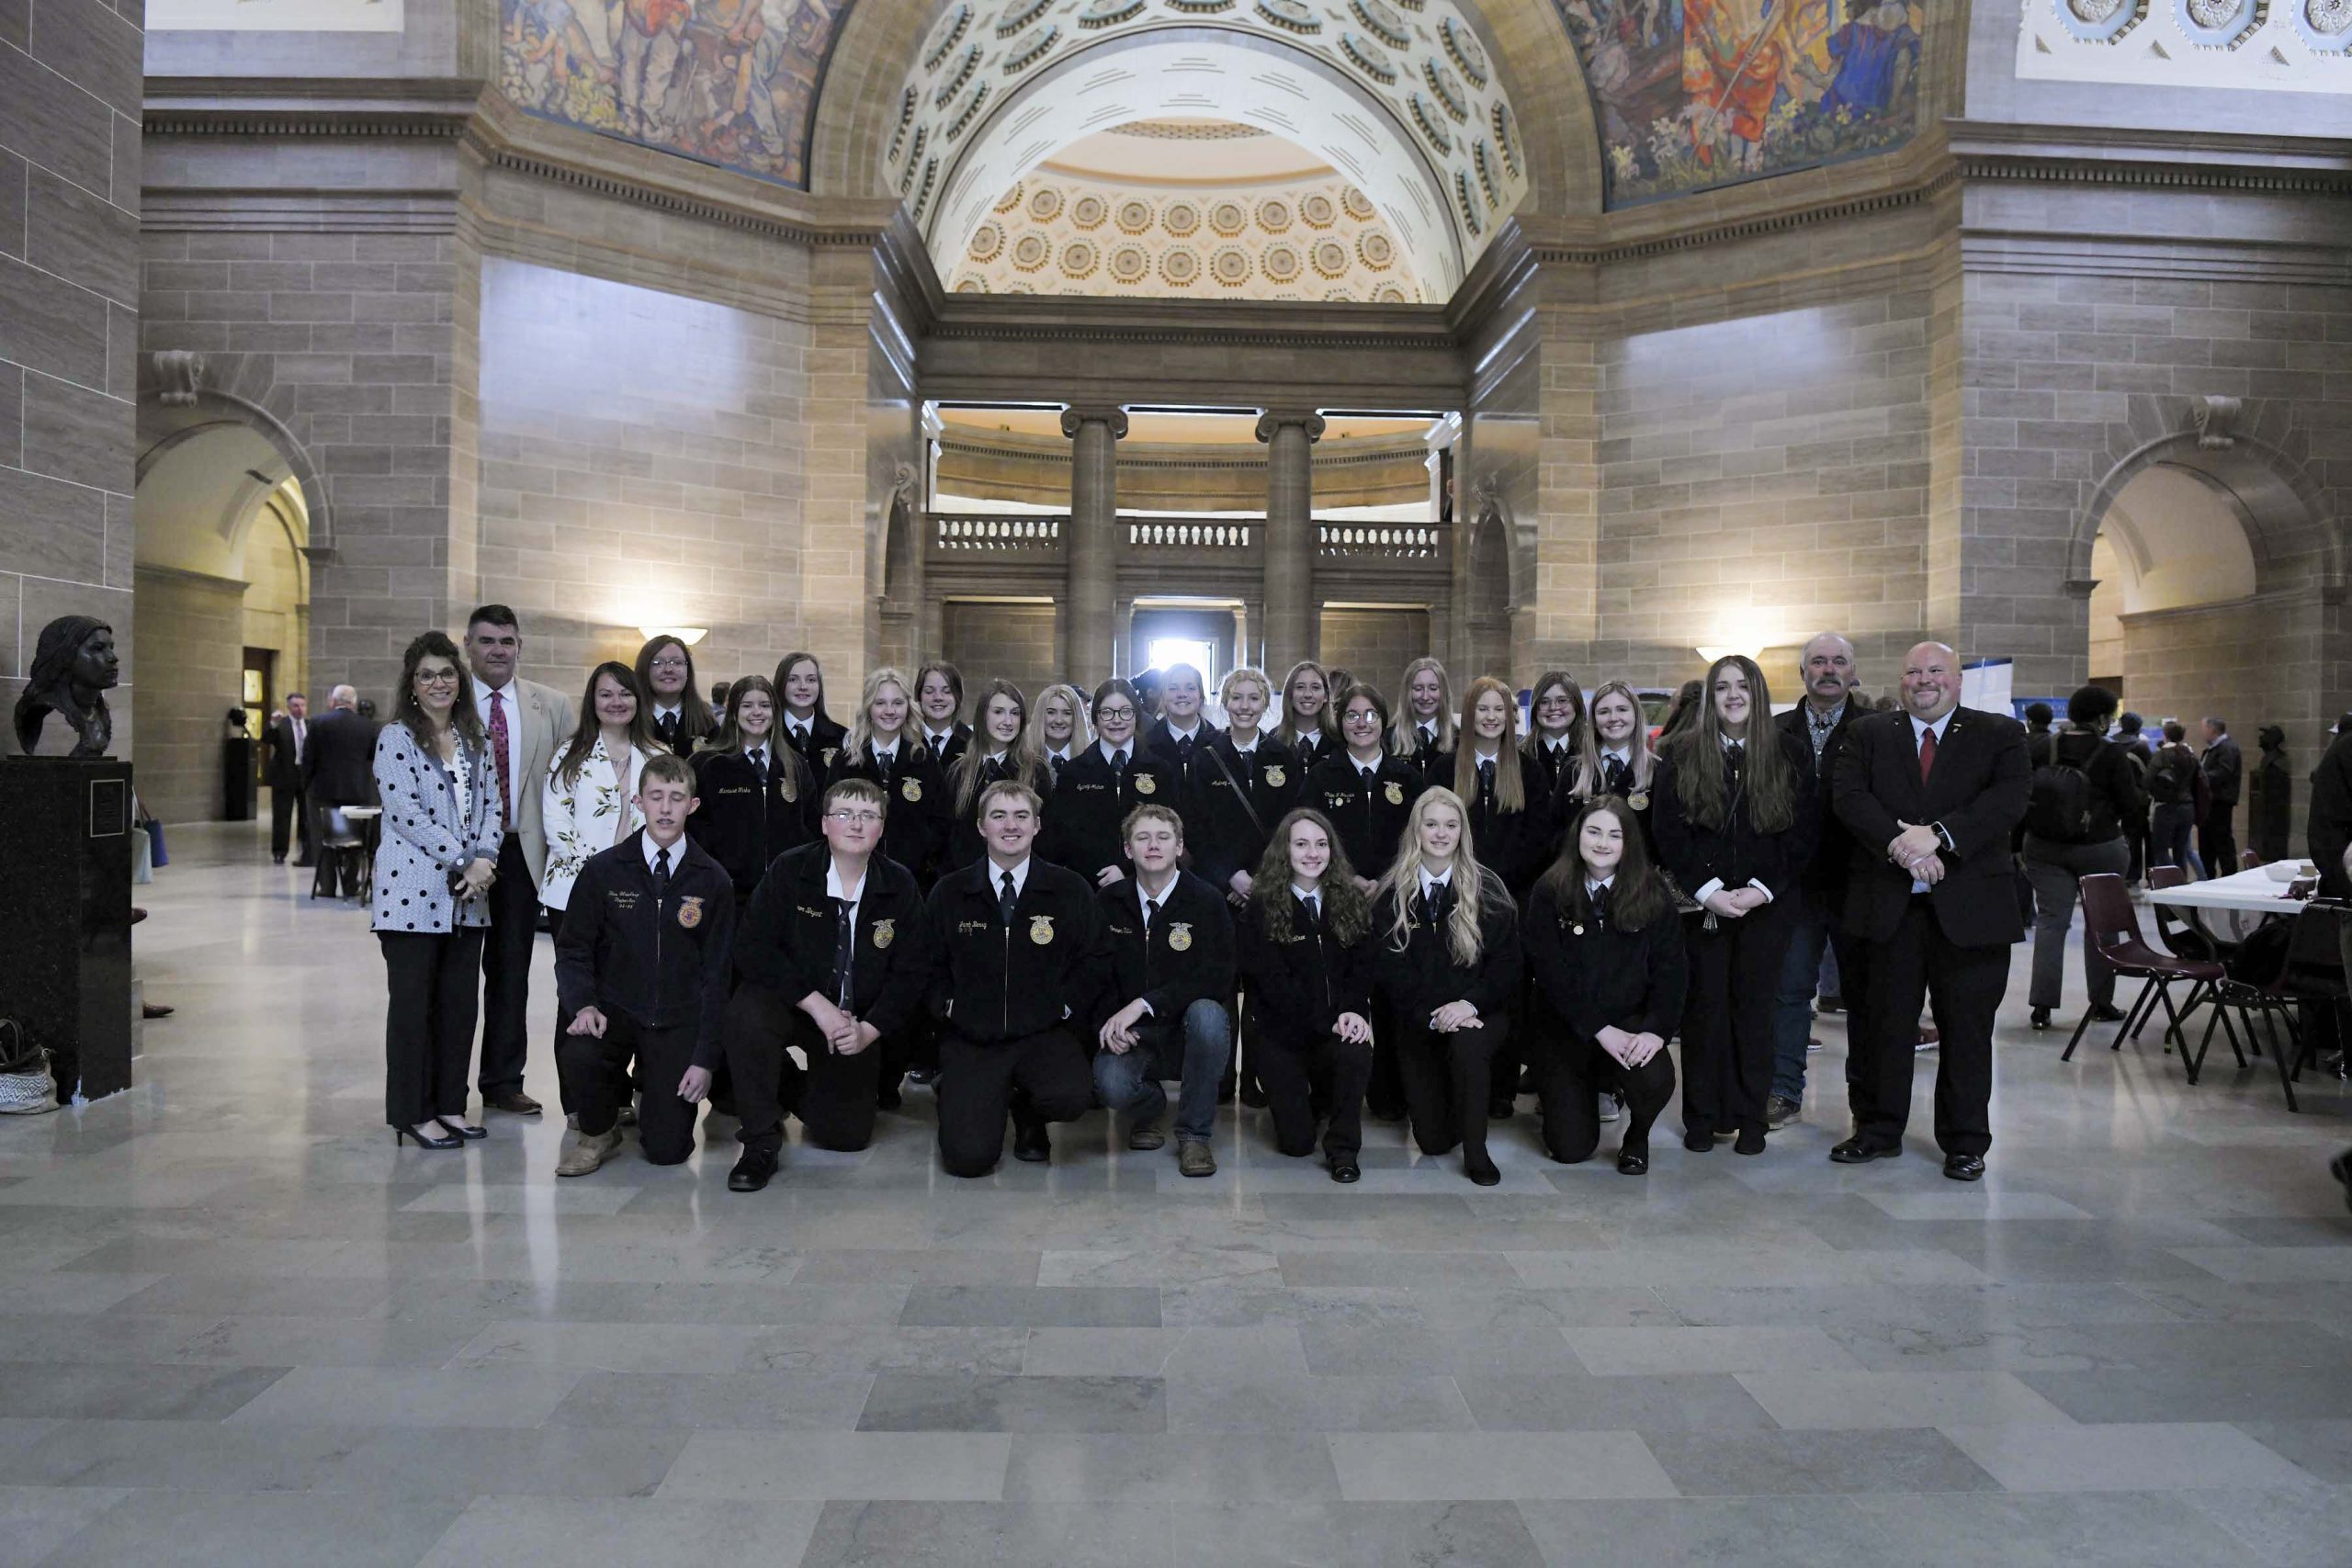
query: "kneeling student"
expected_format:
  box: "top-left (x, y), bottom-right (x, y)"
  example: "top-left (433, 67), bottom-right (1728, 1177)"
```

top-left (924, 779), bottom-right (1103, 1175)
top-left (554, 753), bottom-right (736, 1175)
top-left (1090, 805), bottom-right (1237, 1177)
top-left (1523, 797), bottom-right (1684, 1175)
top-left (719, 778), bottom-right (928, 1191)
top-left (1238, 807), bottom-right (1374, 1181)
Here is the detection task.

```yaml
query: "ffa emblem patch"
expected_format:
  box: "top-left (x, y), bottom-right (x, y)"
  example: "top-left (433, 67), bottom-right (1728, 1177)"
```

top-left (677, 895), bottom-right (706, 929)
top-left (1263, 766), bottom-right (1285, 788)
top-left (1570, 923), bottom-right (1586, 937)
top-left (1627, 790), bottom-right (1650, 811)
top-left (872, 919), bottom-right (895, 950)
top-left (1134, 773), bottom-right (1157, 795)
top-left (1384, 781), bottom-right (1405, 806)
top-left (1167, 921), bottom-right (1193, 953)
top-left (820, 747), bottom-right (838, 768)
top-left (901, 778), bottom-right (923, 803)
top-left (1029, 914), bottom-right (1056, 946)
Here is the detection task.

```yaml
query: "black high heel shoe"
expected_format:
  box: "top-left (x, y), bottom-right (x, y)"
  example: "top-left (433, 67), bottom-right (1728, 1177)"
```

top-left (396, 1124), bottom-right (462, 1150)
top-left (436, 1118), bottom-right (487, 1141)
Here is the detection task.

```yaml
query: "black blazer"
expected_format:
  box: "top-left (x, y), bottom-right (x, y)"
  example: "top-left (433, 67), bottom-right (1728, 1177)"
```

top-left (1401, 724), bottom-right (1448, 780)
top-left (1285, 728), bottom-right (1339, 773)
top-left (1443, 749), bottom-right (1554, 896)
top-left (922, 855), bottom-right (1104, 1043)
top-left (920, 722), bottom-right (972, 772)
top-left (553, 831), bottom-right (737, 1069)
top-left (1182, 733), bottom-right (1301, 893)
top-left (265, 714), bottom-right (307, 791)
top-left (1652, 730), bottom-right (1819, 907)
top-left (827, 740), bottom-right (950, 887)
top-left (1305, 752), bottom-right (1429, 882)
top-left (1088, 871), bottom-right (1237, 1035)
top-left (1833, 705), bottom-right (2030, 947)
top-left (2026, 728), bottom-right (2143, 847)
top-left (1368, 871), bottom-right (1521, 1019)
top-left (1237, 893), bottom-right (1370, 1043)
top-left (2309, 730), bottom-right (2352, 900)
top-left (781, 712), bottom-right (847, 779)
top-left (687, 747), bottom-right (816, 900)
top-left (1521, 877), bottom-right (1687, 1044)
top-left (1040, 744), bottom-right (1185, 883)
top-left (1777, 700), bottom-right (1868, 910)
top-left (302, 707), bottom-right (378, 807)
top-left (1144, 718), bottom-right (1224, 771)
top-left (731, 842), bottom-right (927, 1039)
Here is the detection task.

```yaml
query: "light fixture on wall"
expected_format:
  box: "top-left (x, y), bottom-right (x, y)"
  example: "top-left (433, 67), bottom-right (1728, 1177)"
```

top-left (638, 626), bottom-right (708, 647)
top-left (1695, 646), bottom-right (1739, 664)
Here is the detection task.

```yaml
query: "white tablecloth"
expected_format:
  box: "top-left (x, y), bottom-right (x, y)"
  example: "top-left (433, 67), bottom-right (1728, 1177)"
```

top-left (2145, 863), bottom-right (2317, 916)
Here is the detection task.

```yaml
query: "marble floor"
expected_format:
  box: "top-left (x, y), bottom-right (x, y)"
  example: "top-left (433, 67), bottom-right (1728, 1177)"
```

top-left (3, 820), bottom-right (2351, 1565)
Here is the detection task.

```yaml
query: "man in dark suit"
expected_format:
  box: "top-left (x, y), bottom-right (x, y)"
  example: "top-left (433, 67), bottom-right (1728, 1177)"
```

top-left (1830, 641), bottom-right (2030, 1181)
top-left (301, 684), bottom-right (377, 810)
top-left (1769, 633), bottom-right (1868, 1130)
top-left (265, 693), bottom-right (312, 865)
top-left (2199, 716), bottom-right (2243, 876)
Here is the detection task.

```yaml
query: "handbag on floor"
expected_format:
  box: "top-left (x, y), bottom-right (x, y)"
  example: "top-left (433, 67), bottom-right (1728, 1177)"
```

top-left (0, 1021), bottom-right (60, 1115)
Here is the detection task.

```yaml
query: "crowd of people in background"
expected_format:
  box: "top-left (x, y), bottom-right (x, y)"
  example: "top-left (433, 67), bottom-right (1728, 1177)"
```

top-left (291, 604), bottom-right (2352, 1198)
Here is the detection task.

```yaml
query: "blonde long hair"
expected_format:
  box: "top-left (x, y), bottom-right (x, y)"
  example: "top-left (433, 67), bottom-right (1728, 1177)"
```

top-left (1028, 682), bottom-right (1092, 758)
top-left (1573, 678), bottom-right (1657, 798)
top-left (847, 666), bottom-right (915, 759)
top-left (1375, 785), bottom-right (1494, 967)
top-left (1453, 675), bottom-right (1527, 815)
top-left (1388, 656), bottom-right (1456, 759)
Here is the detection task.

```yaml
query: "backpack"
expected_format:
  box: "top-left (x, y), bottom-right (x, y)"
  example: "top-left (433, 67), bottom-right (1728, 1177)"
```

top-left (2146, 746), bottom-right (2193, 806)
top-left (2025, 734), bottom-right (2098, 842)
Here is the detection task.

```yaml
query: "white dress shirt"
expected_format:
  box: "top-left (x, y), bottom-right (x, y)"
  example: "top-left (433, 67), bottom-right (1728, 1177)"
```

top-left (1905, 709), bottom-right (1958, 893)
top-left (642, 830), bottom-right (683, 874)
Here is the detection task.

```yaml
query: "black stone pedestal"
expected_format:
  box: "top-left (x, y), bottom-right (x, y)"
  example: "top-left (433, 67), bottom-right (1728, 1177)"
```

top-left (222, 736), bottom-right (254, 821)
top-left (0, 759), bottom-right (134, 1102)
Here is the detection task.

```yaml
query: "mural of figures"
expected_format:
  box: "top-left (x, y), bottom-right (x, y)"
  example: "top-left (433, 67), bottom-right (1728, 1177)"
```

top-left (499, 0), bottom-right (853, 188)
top-left (1557, 0), bottom-right (1922, 207)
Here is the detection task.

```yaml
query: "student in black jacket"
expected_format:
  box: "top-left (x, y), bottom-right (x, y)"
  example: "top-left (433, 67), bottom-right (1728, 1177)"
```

top-left (718, 780), bottom-right (927, 1189)
top-left (1653, 655), bottom-right (1818, 1156)
top-left (1238, 807), bottom-right (1374, 1180)
top-left (1142, 661), bottom-right (1221, 770)
top-left (1029, 682), bottom-right (1091, 788)
top-left (924, 779), bottom-right (1104, 1176)
top-left (914, 660), bottom-right (972, 769)
top-left (688, 674), bottom-right (816, 905)
top-left (1446, 675), bottom-right (1552, 1121)
top-left (553, 755), bottom-right (736, 1175)
top-left (1523, 797), bottom-right (1686, 1174)
top-left (1305, 682), bottom-right (1428, 893)
top-left (1041, 677), bottom-right (1182, 887)
top-left (775, 650), bottom-right (847, 778)
top-left (1183, 666), bottom-right (1300, 908)
top-left (944, 679), bottom-right (1050, 874)
top-left (1089, 805), bottom-right (1237, 1176)
top-left (1370, 785), bottom-right (1522, 1186)
top-left (1273, 660), bottom-right (1338, 773)
top-left (1570, 680), bottom-right (1663, 858)
top-left (1524, 670), bottom-right (1586, 851)
top-left (1391, 656), bottom-right (1456, 779)
top-left (826, 665), bottom-right (950, 887)
top-left (2020, 684), bottom-right (2142, 1032)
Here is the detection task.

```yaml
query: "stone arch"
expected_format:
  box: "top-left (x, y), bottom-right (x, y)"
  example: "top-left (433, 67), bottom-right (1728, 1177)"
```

top-left (878, 461), bottom-right (923, 669)
top-left (135, 350), bottom-right (334, 553)
top-left (1464, 485), bottom-right (1519, 677)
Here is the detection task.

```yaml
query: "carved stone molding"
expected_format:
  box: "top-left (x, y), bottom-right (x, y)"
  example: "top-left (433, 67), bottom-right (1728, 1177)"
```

top-left (1059, 407), bottom-right (1131, 440)
top-left (153, 351), bottom-right (209, 409)
top-left (1254, 412), bottom-right (1327, 444)
top-left (2063, 578), bottom-right (2102, 600)
top-left (889, 461), bottom-right (922, 506)
top-left (2194, 394), bottom-right (2245, 449)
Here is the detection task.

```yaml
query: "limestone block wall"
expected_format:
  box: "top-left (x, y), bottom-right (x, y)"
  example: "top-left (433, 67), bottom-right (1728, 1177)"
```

top-left (131, 566), bottom-right (243, 822)
top-left (939, 602), bottom-right (1061, 705)
top-left (2, 0), bottom-right (142, 755)
top-left (1319, 608), bottom-right (1433, 696)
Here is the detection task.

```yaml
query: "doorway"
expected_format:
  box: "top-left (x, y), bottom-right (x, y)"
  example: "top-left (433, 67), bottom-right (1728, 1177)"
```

top-left (1128, 606), bottom-right (1237, 688)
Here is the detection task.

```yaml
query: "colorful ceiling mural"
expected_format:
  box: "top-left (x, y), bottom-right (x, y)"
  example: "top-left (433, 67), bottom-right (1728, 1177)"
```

top-left (497, 0), bottom-right (854, 189)
top-left (1556, 0), bottom-right (1925, 208)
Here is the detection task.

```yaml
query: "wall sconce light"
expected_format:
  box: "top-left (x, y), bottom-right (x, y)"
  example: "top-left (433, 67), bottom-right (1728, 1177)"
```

top-left (1695, 646), bottom-right (1738, 664)
top-left (638, 626), bottom-right (708, 648)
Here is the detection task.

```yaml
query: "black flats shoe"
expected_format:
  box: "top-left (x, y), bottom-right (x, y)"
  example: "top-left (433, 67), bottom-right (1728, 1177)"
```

top-left (1828, 1136), bottom-right (1902, 1164)
top-left (2086, 1003), bottom-right (2127, 1023)
top-left (728, 1150), bottom-right (779, 1192)
top-left (1464, 1150), bottom-right (1501, 1187)
top-left (1734, 1126), bottom-right (1766, 1156)
top-left (1943, 1153), bottom-right (1986, 1181)
top-left (395, 1124), bottom-right (462, 1150)
top-left (1329, 1159), bottom-right (1361, 1184)
top-left (1012, 1123), bottom-right (1052, 1164)
top-left (1616, 1144), bottom-right (1648, 1176)
top-left (2030, 1008), bottom-right (2052, 1031)
top-left (1682, 1128), bottom-right (1713, 1154)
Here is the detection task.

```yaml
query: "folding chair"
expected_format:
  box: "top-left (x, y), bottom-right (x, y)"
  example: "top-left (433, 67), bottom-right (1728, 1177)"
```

top-left (2204, 903), bottom-right (2349, 1112)
top-left (2063, 873), bottom-right (2232, 1074)
top-left (311, 806), bottom-right (370, 902)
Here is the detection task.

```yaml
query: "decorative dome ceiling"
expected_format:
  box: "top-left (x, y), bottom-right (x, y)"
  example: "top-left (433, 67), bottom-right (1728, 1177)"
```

top-left (885, 0), bottom-right (1530, 299)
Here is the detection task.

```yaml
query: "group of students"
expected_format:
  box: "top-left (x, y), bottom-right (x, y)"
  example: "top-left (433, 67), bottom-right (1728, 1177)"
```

top-left (371, 617), bottom-right (2026, 1190)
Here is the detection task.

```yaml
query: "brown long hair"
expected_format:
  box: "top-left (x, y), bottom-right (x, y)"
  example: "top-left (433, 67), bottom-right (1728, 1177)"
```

top-left (1521, 669), bottom-right (1584, 761)
top-left (1573, 678), bottom-right (1656, 797)
top-left (1272, 660), bottom-right (1330, 751)
top-left (773, 649), bottom-right (835, 728)
top-left (1536, 795), bottom-right (1671, 931)
top-left (557, 660), bottom-right (660, 787)
top-left (1661, 654), bottom-right (1796, 834)
top-left (396, 630), bottom-right (483, 749)
top-left (1453, 675), bottom-right (1528, 815)
top-left (709, 673), bottom-right (811, 803)
top-left (634, 635), bottom-right (716, 752)
top-left (952, 678), bottom-right (1047, 818)
top-left (1374, 785), bottom-right (1496, 967)
top-left (1250, 807), bottom-right (1371, 946)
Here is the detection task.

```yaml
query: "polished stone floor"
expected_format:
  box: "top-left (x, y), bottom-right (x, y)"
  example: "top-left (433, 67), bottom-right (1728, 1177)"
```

top-left (3, 820), bottom-right (2351, 1565)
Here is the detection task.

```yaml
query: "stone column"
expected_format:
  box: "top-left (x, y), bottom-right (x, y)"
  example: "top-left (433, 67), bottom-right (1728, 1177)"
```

top-left (1256, 412), bottom-right (1325, 678)
top-left (1061, 406), bottom-right (1127, 685)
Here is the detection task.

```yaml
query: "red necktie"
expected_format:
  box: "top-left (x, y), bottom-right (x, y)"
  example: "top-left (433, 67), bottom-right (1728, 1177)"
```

top-left (488, 690), bottom-right (514, 831)
top-left (1918, 726), bottom-right (1937, 783)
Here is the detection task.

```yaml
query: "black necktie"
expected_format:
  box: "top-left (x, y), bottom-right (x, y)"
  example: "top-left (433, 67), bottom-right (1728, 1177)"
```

top-left (1593, 884), bottom-right (1611, 926)
top-left (1299, 894), bottom-right (1321, 932)
top-left (1143, 896), bottom-right (1160, 939)
top-left (653, 844), bottom-right (672, 897)
top-left (1176, 734), bottom-right (1194, 763)
top-left (656, 712), bottom-right (680, 748)
top-left (1726, 741), bottom-right (1745, 771)
top-left (1425, 880), bottom-right (1450, 921)
top-left (876, 748), bottom-right (892, 784)
top-left (790, 723), bottom-right (808, 750)
top-left (1050, 753), bottom-right (1065, 784)
top-left (831, 897), bottom-right (855, 1008)
top-left (999, 869), bottom-right (1019, 926)
top-left (751, 749), bottom-right (767, 786)
top-left (1477, 758), bottom-right (1495, 801)
top-left (1112, 748), bottom-right (1127, 775)
top-left (1607, 757), bottom-right (1630, 796)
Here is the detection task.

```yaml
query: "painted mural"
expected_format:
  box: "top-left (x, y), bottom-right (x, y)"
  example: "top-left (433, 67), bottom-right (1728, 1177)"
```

top-left (1555, 0), bottom-right (1924, 208)
top-left (498, 0), bottom-right (853, 189)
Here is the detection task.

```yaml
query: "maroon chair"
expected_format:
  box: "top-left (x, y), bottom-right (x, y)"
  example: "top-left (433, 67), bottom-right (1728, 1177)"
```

top-left (2145, 863), bottom-right (2234, 1050)
top-left (2242, 850), bottom-right (2263, 871)
top-left (2203, 903), bottom-right (2350, 1112)
top-left (2063, 873), bottom-right (2233, 1074)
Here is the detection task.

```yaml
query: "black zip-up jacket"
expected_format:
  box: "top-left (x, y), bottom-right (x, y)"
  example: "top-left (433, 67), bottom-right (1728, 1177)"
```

top-left (1143, 717), bottom-right (1223, 772)
top-left (1285, 728), bottom-right (1338, 773)
top-left (734, 842), bottom-right (927, 1039)
top-left (1522, 876), bottom-right (1687, 1043)
top-left (1651, 731), bottom-right (1820, 906)
top-left (781, 712), bottom-right (847, 778)
top-left (555, 830), bottom-right (737, 1069)
top-left (1402, 724), bottom-right (1448, 780)
top-left (1088, 870), bottom-right (1237, 1036)
top-left (920, 721), bottom-right (972, 772)
top-left (1368, 871), bottom-right (1521, 1019)
top-left (828, 739), bottom-right (951, 887)
top-left (1305, 752), bottom-right (1429, 881)
top-left (688, 747), bottom-right (815, 900)
top-left (1040, 743), bottom-right (1185, 883)
top-left (1237, 892), bottom-right (1370, 1042)
top-left (1182, 733), bottom-right (1301, 893)
top-left (944, 753), bottom-right (1044, 874)
top-left (923, 854), bottom-right (1105, 1043)
top-left (1776, 700), bottom-right (1866, 909)
top-left (1434, 748), bottom-right (1555, 896)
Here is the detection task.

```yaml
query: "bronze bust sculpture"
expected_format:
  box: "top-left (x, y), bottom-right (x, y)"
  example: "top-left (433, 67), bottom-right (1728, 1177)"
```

top-left (12, 616), bottom-right (119, 759)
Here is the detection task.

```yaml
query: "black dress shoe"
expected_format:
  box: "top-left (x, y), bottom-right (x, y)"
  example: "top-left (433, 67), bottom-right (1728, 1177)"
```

top-left (1487, 1094), bottom-right (1515, 1122)
top-left (1734, 1125), bottom-right (1766, 1156)
top-left (1682, 1128), bottom-right (1713, 1154)
top-left (905, 1066), bottom-right (940, 1086)
top-left (1828, 1136), bottom-right (1902, 1164)
top-left (2029, 1008), bottom-right (2052, 1032)
top-left (1367, 1100), bottom-right (1407, 1122)
top-left (484, 1091), bottom-right (542, 1115)
top-left (2086, 1002), bottom-right (2126, 1023)
top-left (1616, 1144), bottom-right (1649, 1176)
top-left (876, 1082), bottom-right (902, 1111)
top-left (1012, 1123), bottom-right (1051, 1164)
top-left (1329, 1159), bottom-right (1361, 1184)
top-left (1463, 1149), bottom-right (1501, 1187)
top-left (1943, 1153), bottom-right (1986, 1182)
top-left (728, 1149), bottom-right (778, 1192)
top-left (435, 1118), bottom-right (487, 1141)
top-left (1240, 1082), bottom-right (1268, 1110)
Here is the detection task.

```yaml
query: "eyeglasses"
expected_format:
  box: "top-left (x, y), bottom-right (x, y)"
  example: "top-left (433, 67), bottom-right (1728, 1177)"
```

top-left (650, 658), bottom-right (689, 673)
top-left (414, 670), bottom-right (461, 686)
top-left (825, 809), bottom-right (885, 827)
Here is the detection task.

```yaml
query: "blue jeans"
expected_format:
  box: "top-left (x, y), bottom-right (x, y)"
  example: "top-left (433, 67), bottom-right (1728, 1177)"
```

top-left (1093, 998), bottom-right (1232, 1140)
top-left (1770, 892), bottom-right (1833, 1104)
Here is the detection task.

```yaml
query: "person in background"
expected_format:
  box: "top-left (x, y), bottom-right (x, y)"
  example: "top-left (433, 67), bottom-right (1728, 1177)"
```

top-left (708, 681), bottom-right (731, 715)
top-left (303, 683), bottom-right (377, 814)
top-left (1769, 633), bottom-right (1868, 1132)
top-left (1391, 656), bottom-right (1455, 778)
top-left (265, 692), bottom-right (311, 865)
top-left (1306, 682), bottom-right (1427, 897)
top-left (1130, 667), bottom-right (1165, 727)
top-left (1185, 665), bottom-right (1297, 908)
top-left (1029, 682), bottom-right (1090, 787)
top-left (1451, 675), bottom-right (1548, 1122)
top-left (371, 631), bottom-right (502, 1151)
top-left (2114, 712), bottom-right (2152, 887)
top-left (775, 651), bottom-right (847, 777)
top-left (1524, 670), bottom-right (1585, 841)
top-left (2020, 685), bottom-right (2139, 1032)
top-left (1657, 679), bottom-right (1705, 740)
top-left (2146, 719), bottom-right (2205, 878)
top-left (1273, 660), bottom-right (1337, 772)
top-left (914, 661), bottom-right (971, 768)
top-left (2250, 724), bottom-right (2291, 864)
top-left (552, 753), bottom-right (736, 1176)
top-left (2199, 716), bottom-right (2244, 874)
top-left (636, 634), bottom-right (716, 755)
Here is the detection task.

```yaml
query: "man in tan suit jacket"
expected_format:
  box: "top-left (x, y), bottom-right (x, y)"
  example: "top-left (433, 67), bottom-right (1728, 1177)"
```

top-left (466, 603), bottom-right (580, 1113)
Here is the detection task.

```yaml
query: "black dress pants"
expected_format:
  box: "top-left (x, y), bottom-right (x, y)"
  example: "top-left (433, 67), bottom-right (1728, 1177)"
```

top-left (477, 833), bottom-right (539, 1098)
top-left (380, 929), bottom-right (484, 1128)
top-left (935, 1028), bottom-right (1093, 1178)
top-left (557, 1010), bottom-right (699, 1164)
top-left (1532, 1018), bottom-right (1676, 1164)
top-left (724, 982), bottom-right (882, 1154)
top-left (1391, 1010), bottom-right (1510, 1160)
top-left (271, 784), bottom-right (310, 861)
top-left (1250, 1010), bottom-right (1370, 1162)
top-left (1679, 903), bottom-right (1794, 1140)
top-left (1851, 897), bottom-right (2007, 1157)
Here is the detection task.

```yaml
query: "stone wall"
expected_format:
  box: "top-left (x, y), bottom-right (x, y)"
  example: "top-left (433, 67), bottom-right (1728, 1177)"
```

top-left (130, 566), bottom-right (242, 822)
top-left (1319, 608), bottom-right (1432, 696)
top-left (939, 602), bottom-right (1061, 705)
top-left (2, 0), bottom-right (142, 755)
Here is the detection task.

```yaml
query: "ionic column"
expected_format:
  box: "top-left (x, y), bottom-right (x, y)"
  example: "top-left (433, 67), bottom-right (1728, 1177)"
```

top-left (1060, 405), bottom-right (1127, 686)
top-left (1256, 411), bottom-right (1324, 677)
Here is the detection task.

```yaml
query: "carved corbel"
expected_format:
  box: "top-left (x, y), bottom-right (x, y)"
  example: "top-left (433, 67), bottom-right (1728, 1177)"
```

top-left (153, 350), bottom-right (209, 408)
top-left (2192, 394), bottom-right (2242, 450)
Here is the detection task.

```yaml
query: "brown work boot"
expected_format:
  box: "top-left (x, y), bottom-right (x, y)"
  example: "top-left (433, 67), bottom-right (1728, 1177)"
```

top-left (1128, 1123), bottom-right (1166, 1152)
top-left (555, 1127), bottom-right (623, 1178)
top-left (1176, 1138), bottom-right (1216, 1178)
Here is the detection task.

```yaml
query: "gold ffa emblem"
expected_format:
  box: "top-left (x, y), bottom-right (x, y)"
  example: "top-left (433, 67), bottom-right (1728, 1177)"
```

top-left (900, 778), bottom-right (922, 803)
top-left (872, 918), bottom-right (895, 950)
top-left (1627, 790), bottom-right (1650, 811)
top-left (1263, 766), bottom-right (1285, 788)
top-left (1029, 914), bottom-right (1056, 946)
top-left (820, 747), bottom-right (838, 768)
top-left (1134, 773), bottom-right (1157, 795)
top-left (677, 895), bottom-right (706, 929)
top-left (1167, 921), bottom-right (1193, 952)
top-left (1384, 781), bottom-right (1405, 806)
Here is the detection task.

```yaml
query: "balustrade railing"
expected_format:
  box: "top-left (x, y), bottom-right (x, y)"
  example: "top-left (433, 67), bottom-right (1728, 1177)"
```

top-left (933, 514), bottom-right (1064, 551)
top-left (1127, 519), bottom-right (1256, 550)
top-left (1317, 523), bottom-right (1445, 559)
top-left (926, 513), bottom-right (1447, 564)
